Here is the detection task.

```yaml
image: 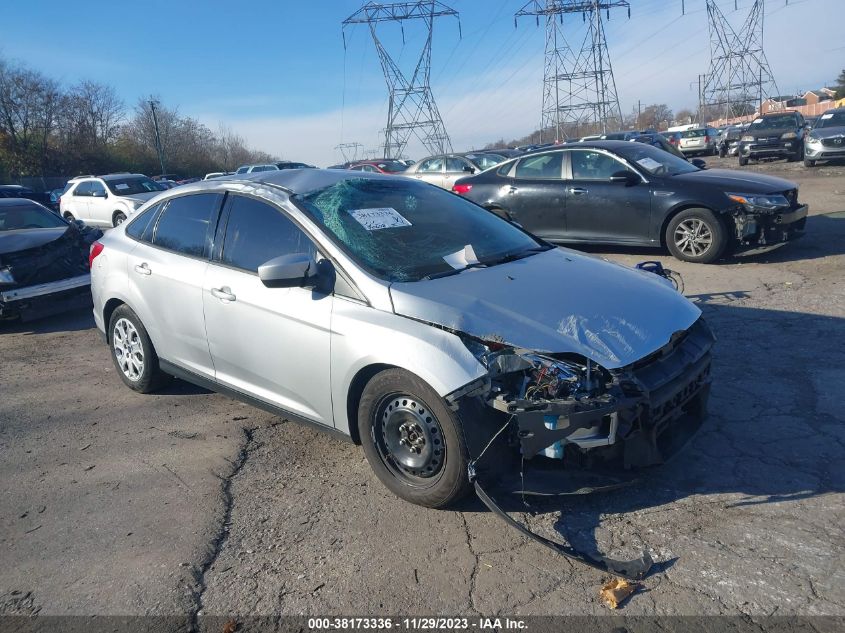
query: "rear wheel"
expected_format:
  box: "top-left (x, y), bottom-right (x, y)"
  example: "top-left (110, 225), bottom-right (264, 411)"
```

top-left (666, 208), bottom-right (727, 264)
top-left (63, 212), bottom-right (75, 221)
top-left (108, 305), bottom-right (170, 393)
top-left (358, 368), bottom-right (471, 508)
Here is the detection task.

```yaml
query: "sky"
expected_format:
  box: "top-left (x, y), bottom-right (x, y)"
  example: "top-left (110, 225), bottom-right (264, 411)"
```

top-left (3, 0), bottom-right (843, 166)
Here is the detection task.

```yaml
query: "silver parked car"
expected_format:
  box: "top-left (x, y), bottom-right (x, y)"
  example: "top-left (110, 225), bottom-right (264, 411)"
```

top-left (403, 153), bottom-right (490, 189)
top-left (678, 127), bottom-right (719, 156)
top-left (90, 170), bottom-right (713, 510)
top-left (804, 107), bottom-right (845, 167)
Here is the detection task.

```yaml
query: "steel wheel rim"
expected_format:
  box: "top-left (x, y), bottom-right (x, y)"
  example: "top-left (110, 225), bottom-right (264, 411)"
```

top-left (375, 394), bottom-right (445, 484)
top-left (674, 218), bottom-right (713, 257)
top-left (112, 318), bottom-right (144, 381)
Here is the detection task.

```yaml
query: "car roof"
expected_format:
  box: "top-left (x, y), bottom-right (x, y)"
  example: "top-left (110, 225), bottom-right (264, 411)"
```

top-left (173, 168), bottom-right (403, 197)
top-left (70, 173), bottom-right (146, 181)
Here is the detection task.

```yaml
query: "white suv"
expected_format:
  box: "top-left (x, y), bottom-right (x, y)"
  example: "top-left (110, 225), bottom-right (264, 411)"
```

top-left (60, 174), bottom-right (165, 227)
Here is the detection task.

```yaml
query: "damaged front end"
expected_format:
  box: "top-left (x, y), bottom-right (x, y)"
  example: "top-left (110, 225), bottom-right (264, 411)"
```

top-left (727, 190), bottom-right (808, 252)
top-left (447, 317), bottom-right (715, 578)
top-left (452, 316), bottom-right (714, 472)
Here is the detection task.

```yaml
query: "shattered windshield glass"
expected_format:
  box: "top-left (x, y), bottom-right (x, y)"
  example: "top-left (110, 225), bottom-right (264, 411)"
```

top-left (292, 178), bottom-right (545, 282)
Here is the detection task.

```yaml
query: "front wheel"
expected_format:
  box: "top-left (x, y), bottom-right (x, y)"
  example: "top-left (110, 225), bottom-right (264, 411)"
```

top-left (666, 208), bottom-right (727, 264)
top-left (108, 305), bottom-right (170, 393)
top-left (63, 212), bottom-right (75, 222)
top-left (804, 158), bottom-right (816, 168)
top-left (112, 211), bottom-right (127, 226)
top-left (358, 368), bottom-right (471, 508)
top-left (738, 156), bottom-right (748, 166)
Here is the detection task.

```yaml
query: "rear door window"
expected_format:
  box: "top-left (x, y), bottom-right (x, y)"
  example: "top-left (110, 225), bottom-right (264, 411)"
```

top-left (514, 153), bottom-right (563, 179)
top-left (152, 193), bottom-right (223, 258)
top-left (417, 158), bottom-right (444, 173)
top-left (73, 181), bottom-right (92, 196)
top-left (220, 196), bottom-right (316, 273)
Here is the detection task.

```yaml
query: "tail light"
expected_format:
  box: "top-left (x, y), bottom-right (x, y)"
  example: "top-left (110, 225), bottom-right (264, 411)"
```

top-left (89, 241), bottom-right (104, 269)
top-left (705, 135), bottom-right (710, 143)
top-left (452, 183), bottom-right (473, 195)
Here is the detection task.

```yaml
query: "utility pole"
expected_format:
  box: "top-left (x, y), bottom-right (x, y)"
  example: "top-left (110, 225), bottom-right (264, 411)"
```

top-left (700, 0), bottom-right (779, 124)
top-left (637, 99), bottom-right (642, 129)
top-left (516, 0), bottom-right (630, 141)
top-left (343, 1), bottom-right (460, 159)
top-left (149, 100), bottom-right (166, 176)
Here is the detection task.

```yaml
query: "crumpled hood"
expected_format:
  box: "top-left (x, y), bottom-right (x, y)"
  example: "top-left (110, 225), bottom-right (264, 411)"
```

top-left (389, 248), bottom-right (702, 370)
top-left (673, 168), bottom-right (796, 193)
top-left (0, 227), bottom-right (68, 256)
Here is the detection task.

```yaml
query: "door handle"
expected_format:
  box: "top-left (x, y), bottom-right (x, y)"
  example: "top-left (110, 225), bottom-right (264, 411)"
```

top-left (134, 263), bottom-right (151, 275)
top-left (211, 286), bottom-right (236, 302)
top-left (567, 187), bottom-right (588, 195)
top-left (508, 186), bottom-right (518, 195)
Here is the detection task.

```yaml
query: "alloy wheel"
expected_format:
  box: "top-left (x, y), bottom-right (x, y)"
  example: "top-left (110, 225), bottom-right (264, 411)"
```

top-left (674, 218), bottom-right (713, 257)
top-left (112, 318), bottom-right (145, 381)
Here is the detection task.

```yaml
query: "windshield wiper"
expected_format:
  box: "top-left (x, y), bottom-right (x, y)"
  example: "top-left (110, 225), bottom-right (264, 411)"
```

top-left (483, 245), bottom-right (552, 266)
top-left (423, 261), bottom-right (488, 280)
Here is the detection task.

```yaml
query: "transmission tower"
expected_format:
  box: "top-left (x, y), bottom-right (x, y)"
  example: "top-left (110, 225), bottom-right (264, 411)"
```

top-left (700, 0), bottom-right (779, 122)
top-left (335, 142), bottom-right (364, 164)
top-left (343, 1), bottom-right (459, 159)
top-left (516, 0), bottom-right (629, 141)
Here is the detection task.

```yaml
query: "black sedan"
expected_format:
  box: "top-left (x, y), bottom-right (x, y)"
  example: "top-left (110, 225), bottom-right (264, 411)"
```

top-left (452, 141), bottom-right (808, 263)
top-left (0, 199), bottom-right (102, 321)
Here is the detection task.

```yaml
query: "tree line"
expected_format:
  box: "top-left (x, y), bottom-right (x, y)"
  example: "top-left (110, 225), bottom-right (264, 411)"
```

top-left (0, 55), bottom-right (275, 185)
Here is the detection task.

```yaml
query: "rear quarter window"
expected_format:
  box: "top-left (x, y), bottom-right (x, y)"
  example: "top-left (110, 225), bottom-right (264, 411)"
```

top-left (152, 194), bottom-right (223, 257)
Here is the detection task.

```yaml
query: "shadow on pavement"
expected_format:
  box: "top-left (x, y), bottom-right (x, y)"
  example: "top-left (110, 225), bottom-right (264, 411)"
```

top-left (0, 306), bottom-right (95, 334)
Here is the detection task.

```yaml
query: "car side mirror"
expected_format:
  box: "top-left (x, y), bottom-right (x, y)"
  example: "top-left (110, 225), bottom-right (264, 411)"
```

top-left (463, 166), bottom-right (475, 173)
top-left (609, 170), bottom-right (639, 186)
top-left (258, 253), bottom-right (318, 288)
top-left (691, 158), bottom-right (707, 169)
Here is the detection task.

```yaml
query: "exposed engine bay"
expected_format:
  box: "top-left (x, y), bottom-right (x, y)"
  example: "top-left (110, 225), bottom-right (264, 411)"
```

top-left (448, 317), bottom-right (715, 579)
top-left (452, 316), bottom-right (714, 471)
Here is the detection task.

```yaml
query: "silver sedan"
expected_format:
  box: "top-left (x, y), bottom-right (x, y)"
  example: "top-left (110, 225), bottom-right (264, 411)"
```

top-left (91, 169), bottom-right (713, 509)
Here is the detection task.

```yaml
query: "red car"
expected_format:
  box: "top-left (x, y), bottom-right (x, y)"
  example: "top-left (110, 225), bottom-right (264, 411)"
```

top-left (347, 160), bottom-right (408, 175)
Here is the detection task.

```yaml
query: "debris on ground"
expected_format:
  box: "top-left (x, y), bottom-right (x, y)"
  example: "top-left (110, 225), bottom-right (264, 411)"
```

top-left (600, 577), bottom-right (638, 609)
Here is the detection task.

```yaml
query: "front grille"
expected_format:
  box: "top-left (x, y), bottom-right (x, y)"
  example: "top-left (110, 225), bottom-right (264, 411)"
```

top-left (822, 137), bottom-right (845, 148)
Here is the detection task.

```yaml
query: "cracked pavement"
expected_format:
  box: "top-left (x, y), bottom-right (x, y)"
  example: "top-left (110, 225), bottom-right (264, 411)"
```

top-left (1, 158), bottom-right (844, 620)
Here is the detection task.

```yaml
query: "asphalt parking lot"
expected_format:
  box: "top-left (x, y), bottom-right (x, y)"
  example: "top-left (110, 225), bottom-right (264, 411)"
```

top-left (2, 157), bottom-right (844, 622)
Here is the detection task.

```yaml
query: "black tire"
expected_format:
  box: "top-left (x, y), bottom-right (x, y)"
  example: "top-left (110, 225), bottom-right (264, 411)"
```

top-left (63, 212), bottom-right (75, 221)
top-left (738, 156), bottom-right (748, 166)
top-left (718, 147), bottom-right (727, 158)
top-left (112, 211), bottom-right (127, 226)
top-left (358, 368), bottom-right (472, 508)
top-left (804, 158), bottom-right (816, 168)
top-left (108, 304), bottom-right (170, 393)
top-left (665, 208), bottom-right (727, 264)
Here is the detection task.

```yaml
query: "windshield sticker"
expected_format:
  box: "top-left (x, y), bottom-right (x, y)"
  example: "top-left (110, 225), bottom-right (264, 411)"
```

top-left (348, 207), bottom-right (412, 231)
top-left (443, 244), bottom-right (480, 269)
top-left (114, 183), bottom-right (130, 190)
top-left (821, 113), bottom-right (833, 120)
top-left (636, 157), bottom-right (663, 171)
